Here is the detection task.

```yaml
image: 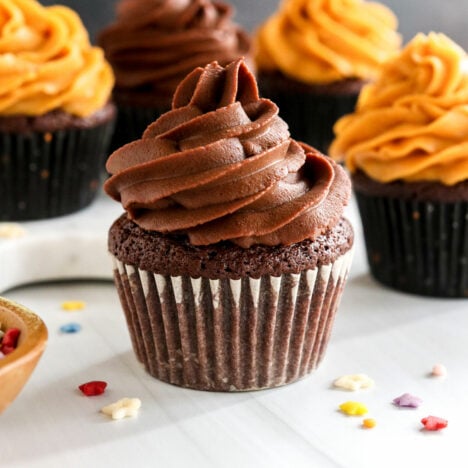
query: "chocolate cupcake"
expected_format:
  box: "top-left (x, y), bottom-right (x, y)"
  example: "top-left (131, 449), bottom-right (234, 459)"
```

top-left (105, 59), bottom-right (353, 391)
top-left (330, 33), bottom-right (468, 297)
top-left (98, 0), bottom-right (251, 151)
top-left (0, 0), bottom-right (115, 221)
top-left (254, 0), bottom-right (401, 153)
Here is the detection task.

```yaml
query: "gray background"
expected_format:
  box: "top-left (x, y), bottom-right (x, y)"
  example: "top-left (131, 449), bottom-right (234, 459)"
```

top-left (41, 0), bottom-right (468, 49)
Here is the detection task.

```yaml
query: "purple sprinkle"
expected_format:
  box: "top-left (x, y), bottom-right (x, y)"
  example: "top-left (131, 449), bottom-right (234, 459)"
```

top-left (393, 393), bottom-right (423, 408)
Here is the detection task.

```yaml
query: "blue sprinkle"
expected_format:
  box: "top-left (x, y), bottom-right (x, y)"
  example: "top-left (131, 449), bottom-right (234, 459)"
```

top-left (60, 322), bottom-right (82, 334)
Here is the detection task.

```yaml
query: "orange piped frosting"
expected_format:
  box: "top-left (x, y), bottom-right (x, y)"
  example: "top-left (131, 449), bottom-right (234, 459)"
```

top-left (330, 33), bottom-right (468, 185)
top-left (0, 0), bottom-right (114, 117)
top-left (255, 0), bottom-right (401, 84)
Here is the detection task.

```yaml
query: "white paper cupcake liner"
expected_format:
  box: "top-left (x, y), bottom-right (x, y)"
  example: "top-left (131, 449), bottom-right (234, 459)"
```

top-left (112, 249), bottom-right (353, 391)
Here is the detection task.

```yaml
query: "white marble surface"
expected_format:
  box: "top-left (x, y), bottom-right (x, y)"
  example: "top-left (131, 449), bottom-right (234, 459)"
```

top-left (1, 195), bottom-right (467, 468)
top-left (0, 192), bottom-right (122, 292)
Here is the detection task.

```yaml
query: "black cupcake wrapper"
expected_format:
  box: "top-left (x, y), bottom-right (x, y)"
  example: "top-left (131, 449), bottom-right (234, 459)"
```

top-left (356, 192), bottom-right (468, 297)
top-left (257, 84), bottom-right (358, 154)
top-left (112, 250), bottom-right (353, 392)
top-left (0, 120), bottom-right (114, 221)
top-left (110, 104), bottom-right (168, 152)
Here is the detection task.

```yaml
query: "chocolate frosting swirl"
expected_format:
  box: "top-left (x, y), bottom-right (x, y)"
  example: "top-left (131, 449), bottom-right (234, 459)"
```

top-left (105, 59), bottom-right (351, 247)
top-left (98, 0), bottom-right (251, 103)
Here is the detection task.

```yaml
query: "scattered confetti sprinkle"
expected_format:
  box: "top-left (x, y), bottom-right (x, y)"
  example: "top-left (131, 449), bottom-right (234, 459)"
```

top-left (0, 328), bottom-right (21, 355)
top-left (431, 364), bottom-right (447, 378)
top-left (339, 401), bottom-right (368, 416)
top-left (61, 301), bottom-right (86, 311)
top-left (393, 393), bottom-right (423, 408)
top-left (333, 374), bottom-right (375, 391)
top-left (79, 381), bottom-right (108, 396)
top-left (101, 398), bottom-right (141, 420)
top-left (421, 416), bottom-right (448, 431)
top-left (362, 418), bottom-right (376, 429)
top-left (0, 223), bottom-right (26, 239)
top-left (59, 323), bottom-right (82, 334)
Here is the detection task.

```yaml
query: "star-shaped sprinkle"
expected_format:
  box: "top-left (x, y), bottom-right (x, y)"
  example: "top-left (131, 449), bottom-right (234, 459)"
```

top-left (101, 398), bottom-right (141, 420)
top-left (393, 393), bottom-right (423, 408)
top-left (333, 374), bottom-right (375, 391)
top-left (421, 416), bottom-right (448, 431)
top-left (339, 401), bottom-right (368, 416)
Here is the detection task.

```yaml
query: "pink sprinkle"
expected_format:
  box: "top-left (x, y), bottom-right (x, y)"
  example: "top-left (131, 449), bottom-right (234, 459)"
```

top-left (0, 351), bottom-right (5, 360)
top-left (393, 393), bottom-right (423, 408)
top-left (431, 364), bottom-right (447, 377)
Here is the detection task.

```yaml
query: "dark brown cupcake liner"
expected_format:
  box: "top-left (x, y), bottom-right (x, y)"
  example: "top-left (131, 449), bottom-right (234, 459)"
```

top-left (257, 83), bottom-right (358, 154)
top-left (356, 191), bottom-right (468, 297)
top-left (112, 249), bottom-right (353, 391)
top-left (0, 120), bottom-right (114, 221)
top-left (110, 103), bottom-right (169, 152)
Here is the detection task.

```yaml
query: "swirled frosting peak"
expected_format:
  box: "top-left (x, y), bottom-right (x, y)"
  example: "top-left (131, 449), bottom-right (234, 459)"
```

top-left (0, 0), bottom-right (114, 117)
top-left (105, 59), bottom-right (351, 247)
top-left (98, 0), bottom-right (251, 102)
top-left (255, 0), bottom-right (401, 84)
top-left (330, 33), bottom-right (468, 185)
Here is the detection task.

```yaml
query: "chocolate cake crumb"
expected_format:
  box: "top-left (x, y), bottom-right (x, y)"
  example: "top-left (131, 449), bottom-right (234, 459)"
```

top-left (353, 170), bottom-right (468, 203)
top-left (109, 214), bottom-right (354, 279)
top-left (0, 102), bottom-right (116, 133)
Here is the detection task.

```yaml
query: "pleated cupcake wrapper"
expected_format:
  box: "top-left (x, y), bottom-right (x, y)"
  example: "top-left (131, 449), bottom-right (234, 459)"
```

top-left (110, 104), bottom-right (168, 152)
top-left (112, 249), bottom-right (353, 392)
top-left (258, 86), bottom-right (358, 154)
top-left (0, 120), bottom-right (114, 221)
top-left (356, 192), bottom-right (468, 297)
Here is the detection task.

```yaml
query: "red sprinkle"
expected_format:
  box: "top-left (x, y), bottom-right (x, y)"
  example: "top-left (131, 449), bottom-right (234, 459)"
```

top-left (78, 381), bottom-right (108, 396)
top-left (421, 416), bottom-right (448, 431)
top-left (0, 328), bottom-right (21, 355)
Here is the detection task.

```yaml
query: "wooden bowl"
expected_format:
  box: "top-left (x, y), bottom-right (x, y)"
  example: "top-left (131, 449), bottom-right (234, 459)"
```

top-left (0, 296), bottom-right (48, 413)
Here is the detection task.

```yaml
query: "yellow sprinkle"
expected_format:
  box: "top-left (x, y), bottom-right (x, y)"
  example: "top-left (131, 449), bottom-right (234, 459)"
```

top-left (339, 401), bottom-right (368, 416)
top-left (363, 418), bottom-right (376, 429)
top-left (61, 301), bottom-right (86, 311)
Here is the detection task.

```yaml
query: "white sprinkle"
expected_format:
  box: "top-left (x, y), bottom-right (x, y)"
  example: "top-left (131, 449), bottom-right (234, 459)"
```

top-left (101, 398), bottom-right (141, 420)
top-left (333, 374), bottom-right (375, 391)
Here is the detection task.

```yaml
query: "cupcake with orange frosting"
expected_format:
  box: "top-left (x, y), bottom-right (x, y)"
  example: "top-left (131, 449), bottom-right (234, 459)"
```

top-left (331, 32), bottom-right (468, 297)
top-left (105, 58), bottom-right (354, 391)
top-left (0, 0), bottom-right (115, 221)
top-left (98, 0), bottom-right (251, 151)
top-left (255, 0), bottom-right (401, 153)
